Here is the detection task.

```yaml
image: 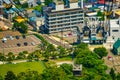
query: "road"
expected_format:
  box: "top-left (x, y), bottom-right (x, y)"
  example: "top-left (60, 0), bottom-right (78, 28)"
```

top-left (42, 34), bottom-right (72, 48)
top-left (0, 60), bottom-right (27, 65)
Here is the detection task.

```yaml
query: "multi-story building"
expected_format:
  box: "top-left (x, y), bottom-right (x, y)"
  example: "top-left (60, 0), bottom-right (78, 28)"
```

top-left (110, 19), bottom-right (120, 41)
top-left (44, 1), bottom-right (84, 34)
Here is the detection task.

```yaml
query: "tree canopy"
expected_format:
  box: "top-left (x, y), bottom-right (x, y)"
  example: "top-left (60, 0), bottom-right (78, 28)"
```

top-left (93, 47), bottom-right (108, 58)
top-left (12, 22), bottom-right (28, 34)
top-left (44, 0), bottom-right (53, 5)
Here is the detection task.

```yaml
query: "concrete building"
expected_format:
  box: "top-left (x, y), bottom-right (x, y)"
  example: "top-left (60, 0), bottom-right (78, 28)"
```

top-left (44, 1), bottom-right (84, 34)
top-left (110, 19), bottom-right (120, 41)
top-left (73, 64), bottom-right (82, 76)
top-left (81, 17), bottom-right (106, 44)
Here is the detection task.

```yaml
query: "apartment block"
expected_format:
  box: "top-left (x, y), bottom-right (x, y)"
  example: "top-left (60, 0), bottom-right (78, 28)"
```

top-left (44, 1), bottom-right (84, 34)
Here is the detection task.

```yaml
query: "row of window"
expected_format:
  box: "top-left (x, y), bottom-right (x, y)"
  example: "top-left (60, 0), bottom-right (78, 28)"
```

top-left (48, 14), bottom-right (83, 20)
top-left (49, 11), bottom-right (83, 17)
top-left (49, 17), bottom-right (83, 22)
top-left (50, 27), bottom-right (77, 31)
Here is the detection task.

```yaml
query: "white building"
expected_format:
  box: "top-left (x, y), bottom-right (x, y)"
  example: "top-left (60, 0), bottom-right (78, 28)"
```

top-left (27, 0), bottom-right (37, 8)
top-left (110, 19), bottom-right (120, 41)
top-left (44, 1), bottom-right (84, 34)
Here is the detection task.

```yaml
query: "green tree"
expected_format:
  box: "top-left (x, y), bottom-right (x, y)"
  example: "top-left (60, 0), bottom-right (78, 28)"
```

top-left (43, 51), bottom-right (50, 61)
top-left (39, 42), bottom-right (47, 51)
top-left (20, 22), bottom-right (28, 33)
top-left (51, 51), bottom-right (58, 59)
top-left (16, 52), bottom-right (26, 59)
top-left (22, 3), bottom-right (28, 8)
top-left (116, 73), bottom-right (120, 80)
top-left (47, 44), bottom-right (56, 52)
top-left (76, 42), bottom-right (88, 49)
top-left (97, 10), bottom-right (105, 21)
top-left (60, 63), bottom-right (73, 75)
top-left (12, 22), bottom-right (28, 34)
top-left (27, 54), bottom-right (33, 62)
top-left (44, 0), bottom-right (53, 5)
top-left (5, 71), bottom-right (17, 80)
top-left (17, 70), bottom-right (39, 80)
top-left (93, 47), bottom-right (108, 58)
top-left (7, 52), bottom-right (15, 63)
top-left (41, 66), bottom-right (69, 80)
top-left (32, 50), bottom-right (42, 61)
top-left (57, 46), bottom-right (67, 58)
top-left (0, 53), bottom-right (5, 61)
top-left (33, 5), bottom-right (43, 12)
top-left (23, 51), bottom-right (28, 54)
top-left (0, 75), bottom-right (3, 80)
top-left (17, 72), bottom-right (26, 80)
top-left (12, 21), bottom-right (19, 30)
top-left (109, 68), bottom-right (116, 80)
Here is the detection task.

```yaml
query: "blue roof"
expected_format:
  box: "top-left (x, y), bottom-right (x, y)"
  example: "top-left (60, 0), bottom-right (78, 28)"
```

top-left (29, 17), bottom-right (36, 21)
top-left (4, 8), bottom-right (14, 13)
top-left (88, 0), bottom-right (97, 3)
top-left (32, 10), bottom-right (41, 16)
top-left (48, 2), bottom-right (56, 10)
top-left (93, 4), bottom-right (108, 7)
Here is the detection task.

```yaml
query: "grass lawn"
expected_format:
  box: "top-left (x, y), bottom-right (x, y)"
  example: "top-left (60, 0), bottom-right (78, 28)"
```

top-left (56, 55), bottom-right (72, 61)
top-left (0, 61), bottom-right (45, 77)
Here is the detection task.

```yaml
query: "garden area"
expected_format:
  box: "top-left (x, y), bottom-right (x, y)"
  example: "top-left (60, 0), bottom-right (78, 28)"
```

top-left (0, 61), bottom-right (45, 77)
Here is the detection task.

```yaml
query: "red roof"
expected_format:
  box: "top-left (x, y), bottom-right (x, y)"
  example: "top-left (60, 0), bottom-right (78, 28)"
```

top-left (98, 0), bottom-right (105, 4)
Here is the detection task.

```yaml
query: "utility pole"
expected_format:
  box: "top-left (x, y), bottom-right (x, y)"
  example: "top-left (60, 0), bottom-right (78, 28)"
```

top-left (2, 38), bottom-right (7, 64)
top-left (60, 28), bottom-right (64, 47)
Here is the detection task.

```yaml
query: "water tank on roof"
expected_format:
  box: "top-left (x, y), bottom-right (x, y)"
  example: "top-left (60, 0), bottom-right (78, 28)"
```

top-left (78, 1), bottom-right (81, 7)
top-left (48, 2), bottom-right (56, 10)
top-left (64, 0), bottom-right (70, 8)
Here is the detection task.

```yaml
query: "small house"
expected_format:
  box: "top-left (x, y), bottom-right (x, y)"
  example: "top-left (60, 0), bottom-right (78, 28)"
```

top-left (73, 64), bottom-right (82, 76)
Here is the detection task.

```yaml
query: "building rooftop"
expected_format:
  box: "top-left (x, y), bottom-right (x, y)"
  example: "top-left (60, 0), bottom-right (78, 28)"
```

top-left (46, 7), bottom-right (83, 15)
top-left (114, 9), bottom-right (120, 16)
top-left (73, 64), bottom-right (82, 71)
top-left (56, 0), bottom-right (78, 5)
top-left (44, 1), bottom-right (82, 14)
top-left (113, 38), bottom-right (120, 49)
top-left (110, 19), bottom-right (120, 28)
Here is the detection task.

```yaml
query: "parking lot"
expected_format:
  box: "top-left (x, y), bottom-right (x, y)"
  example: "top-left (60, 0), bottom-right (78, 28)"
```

top-left (0, 35), bottom-right (41, 55)
top-left (50, 31), bottom-right (78, 44)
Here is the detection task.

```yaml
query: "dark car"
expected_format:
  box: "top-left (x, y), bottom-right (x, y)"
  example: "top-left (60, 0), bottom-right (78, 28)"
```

top-left (22, 35), bottom-right (26, 39)
top-left (16, 36), bottom-right (19, 39)
top-left (24, 42), bottom-right (28, 46)
top-left (17, 43), bottom-right (21, 47)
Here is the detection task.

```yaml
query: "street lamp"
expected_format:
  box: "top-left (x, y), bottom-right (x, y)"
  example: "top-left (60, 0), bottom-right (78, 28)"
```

top-left (2, 37), bottom-right (7, 64)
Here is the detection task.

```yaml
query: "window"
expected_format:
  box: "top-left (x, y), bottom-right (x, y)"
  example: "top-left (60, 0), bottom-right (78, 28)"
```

top-left (112, 30), bottom-right (119, 32)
